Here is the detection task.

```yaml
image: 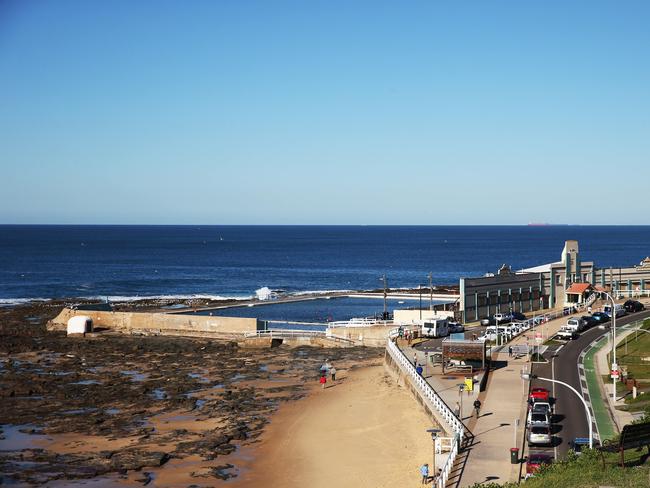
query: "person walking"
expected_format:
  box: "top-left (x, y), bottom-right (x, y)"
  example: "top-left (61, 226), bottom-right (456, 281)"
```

top-left (454, 401), bottom-right (461, 418)
top-left (413, 353), bottom-right (418, 367)
top-left (330, 367), bottom-right (337, 382)
top-left (508, 345), bottom-right (513, 357)
top-left (320, 374), bottom-right (326, 389)
top-left (420, 463), bottom-right (429, 484)
top-left (473, 399), bottom-right (481, 418)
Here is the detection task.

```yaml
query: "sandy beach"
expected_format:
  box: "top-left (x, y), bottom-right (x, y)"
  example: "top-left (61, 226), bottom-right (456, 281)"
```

top-left (234, 364), bottom-right (434, 488)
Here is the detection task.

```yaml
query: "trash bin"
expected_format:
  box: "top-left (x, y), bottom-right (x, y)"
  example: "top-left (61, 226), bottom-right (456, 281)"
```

top-left (510, 447), bottom-right (519, 464)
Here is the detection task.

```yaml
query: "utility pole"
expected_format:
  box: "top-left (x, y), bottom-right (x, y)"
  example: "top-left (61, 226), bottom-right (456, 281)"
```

top-left (429, 272), bottom-right (434, 310)
top-left (381, 275), bottom-right (388, 319)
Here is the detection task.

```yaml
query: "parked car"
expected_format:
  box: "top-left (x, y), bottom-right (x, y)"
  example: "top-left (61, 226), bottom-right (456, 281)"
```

top-left (529, 387), bottom-right (550, 403)
top-left (531, 315), bottom-right (546, 325)
top-left (528, 425), bottom-right (551, 446)
top-left (511, 312), bottom-right (527, 321)
top-left (623, 300), bottom-right (645, 313)
top-left (566, 318), bottom-right (584, 332)
top-left (556, 327), bottom-right (577, 340)
top-left (527, 410), bottom-right (551, 429)
top-left (493, 313), bottom-right (512, 324)
top-left (591, 311), bottom-right (610, 323)
top-left (580, 315), bottom-right (598, 329)
top-left (530, 401), bottom-right (552, 416)
top-left (448, 321), bottom-right (465, 333)
top-left (603, 304), bottom-right (627, 318)
top-left (526, 453), bottom-right (553, 477)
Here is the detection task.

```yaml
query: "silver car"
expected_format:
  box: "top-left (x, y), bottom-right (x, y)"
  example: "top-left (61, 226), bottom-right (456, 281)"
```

top-left (528, 425), bottom-right (551, 446)
top-left (527, 411), bottom-right (550, 429)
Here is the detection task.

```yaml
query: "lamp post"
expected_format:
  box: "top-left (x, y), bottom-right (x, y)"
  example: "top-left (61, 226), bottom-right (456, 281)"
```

top-left (521, 373), bottom-right (593, 449)
top-left (426, 428), bottom-right (441, 474)
top-left (597, 291), bottom-right (618, 400)
top-left (419, 284), bottom-right (423, 320)
top-left (428, 272), bottom-right (434, 311)
top-left (457, 383), bottom-right (465, 420)
top-left (380, 275), bottom-right (388, 320)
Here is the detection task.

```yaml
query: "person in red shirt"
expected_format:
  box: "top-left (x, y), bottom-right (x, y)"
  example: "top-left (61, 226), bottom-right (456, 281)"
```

top-left (320, 375), bottom-right (327, 389)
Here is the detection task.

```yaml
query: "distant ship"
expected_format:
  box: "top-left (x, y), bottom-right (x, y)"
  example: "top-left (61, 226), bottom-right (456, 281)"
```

top-left (527, 222), bottom-right (551, 226)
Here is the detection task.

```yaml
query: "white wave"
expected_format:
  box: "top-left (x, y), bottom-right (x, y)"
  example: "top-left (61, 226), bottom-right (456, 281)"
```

top-left (0, 298), bottom-right (51, 307)
top-left (96, 294), bottom-right (254, 302)
top-left (0, 294), bottom-right (253, 306)
top-left (290, 289), bottom-right (355, 296)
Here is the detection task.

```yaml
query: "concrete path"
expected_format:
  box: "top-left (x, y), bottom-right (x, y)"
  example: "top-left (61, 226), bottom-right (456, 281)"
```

top-left (437, 313), bottom-right (574, 486)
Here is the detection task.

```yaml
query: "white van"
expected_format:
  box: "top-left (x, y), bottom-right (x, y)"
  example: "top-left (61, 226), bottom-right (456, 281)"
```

top-left (421, 318), bottom-right (449, 338)
top-left (603, 304), bottom-right (627, 318)
top-left (566, 318), bottom-right (583, 332)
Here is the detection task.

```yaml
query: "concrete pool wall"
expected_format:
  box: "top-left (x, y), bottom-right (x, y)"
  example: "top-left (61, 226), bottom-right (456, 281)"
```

top-left (48, 307), bottom-right (259, 339)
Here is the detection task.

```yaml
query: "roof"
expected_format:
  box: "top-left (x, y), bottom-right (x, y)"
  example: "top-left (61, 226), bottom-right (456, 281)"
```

top-left (518, 262), bottom-right (560, 273)
top-left (566, 283), bottom-right (592, 294)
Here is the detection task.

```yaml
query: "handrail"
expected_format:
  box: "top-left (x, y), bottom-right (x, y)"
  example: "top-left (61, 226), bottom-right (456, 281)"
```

top-left (385, 334), bottom-right (467, 488)
top-left (243, 329), bottom-right (357, 344)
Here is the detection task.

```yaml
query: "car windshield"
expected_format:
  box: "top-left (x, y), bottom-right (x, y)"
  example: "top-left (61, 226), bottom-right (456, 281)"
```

top-left (531, 426), bottom-right (549, 434)
top-left (531, 414), bottom-right (546, 422)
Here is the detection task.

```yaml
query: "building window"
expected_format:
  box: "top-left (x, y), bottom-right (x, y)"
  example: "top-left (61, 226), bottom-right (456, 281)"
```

top-left (583, 273), bottom-right (588, 282)
top-left (555, 275), bottom-right (562, 285)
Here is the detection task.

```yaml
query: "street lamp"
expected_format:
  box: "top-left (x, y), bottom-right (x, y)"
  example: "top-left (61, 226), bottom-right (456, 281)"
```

top-left (597, 291), bottom-right (618, 400)
top-left (457, 383), bottom-right (465, 420)
top-left (521, 373), bottom-right (593, 449)
top-left (426, 428), bottom-right (441, 474)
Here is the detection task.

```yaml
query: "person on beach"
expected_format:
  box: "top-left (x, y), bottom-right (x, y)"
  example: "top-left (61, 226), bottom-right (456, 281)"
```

top-left (330, 367), bottom-right (337, 381)
top-left (508, 345), bottom-right (513, 357)
top-left (473, 399), bottom-right (481, 418)
top-left (320, 374), bottom-right (327, 389)
top-left (420, 463), bottom-right (429, 484)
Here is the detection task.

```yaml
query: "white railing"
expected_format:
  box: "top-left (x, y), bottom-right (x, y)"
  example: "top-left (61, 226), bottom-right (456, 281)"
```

top-left (614, 289), bottom-right (650, 299)
top-left (328, 318), bottom-right (392, 328)
top-left (385, 334), bottom-right (465, 488)
top-left (244, 329), bottom-right (356, 344)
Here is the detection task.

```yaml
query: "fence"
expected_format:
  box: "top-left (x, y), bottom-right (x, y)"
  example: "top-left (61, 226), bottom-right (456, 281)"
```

top-left (243, 329), bottom-right (357, 345)
top-left (386, 331), bottom-right (465, 488)
top-left (614, 290), bottom-right (650, 299)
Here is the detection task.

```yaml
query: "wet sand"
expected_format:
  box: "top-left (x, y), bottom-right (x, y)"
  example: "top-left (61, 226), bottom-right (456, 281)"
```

top-left (0, 301), bottom-right (384, 486)
top-left (234, 365), bottom-right (434, 488)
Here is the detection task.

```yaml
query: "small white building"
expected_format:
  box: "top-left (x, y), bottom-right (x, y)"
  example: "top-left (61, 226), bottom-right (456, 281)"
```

top-left (67, 315), bottom-right (93, 335)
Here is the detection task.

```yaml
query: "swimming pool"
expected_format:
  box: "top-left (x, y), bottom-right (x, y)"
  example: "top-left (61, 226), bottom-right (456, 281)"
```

top-left (185, 296), bottom-right (446, 324)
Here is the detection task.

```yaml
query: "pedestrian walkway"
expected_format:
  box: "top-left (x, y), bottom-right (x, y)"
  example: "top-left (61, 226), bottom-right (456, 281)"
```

top-left (403, 311), bottom-right (577, 487)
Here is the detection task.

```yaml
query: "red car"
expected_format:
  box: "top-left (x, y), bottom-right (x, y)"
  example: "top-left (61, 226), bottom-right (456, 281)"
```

top-left (526, 453), bottom-right (553, 476)
top-left (529, 387), bottom-right (550, 403)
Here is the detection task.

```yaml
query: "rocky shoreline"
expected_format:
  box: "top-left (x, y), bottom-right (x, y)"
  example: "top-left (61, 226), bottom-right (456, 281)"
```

top-left (0, 301), bottom-right (383, 486)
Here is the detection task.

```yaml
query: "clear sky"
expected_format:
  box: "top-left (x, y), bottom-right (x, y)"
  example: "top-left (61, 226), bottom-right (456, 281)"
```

top-left (1, 1), bottom-right (648, 225)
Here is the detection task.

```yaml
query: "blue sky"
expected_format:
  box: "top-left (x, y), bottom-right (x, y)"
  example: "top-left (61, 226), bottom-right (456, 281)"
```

top-left (1, 1), bottom-right (649, 224)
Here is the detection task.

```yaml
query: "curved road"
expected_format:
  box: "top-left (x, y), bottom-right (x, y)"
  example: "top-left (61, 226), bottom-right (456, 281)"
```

top-left (528, 309), bottom-right (650, 460)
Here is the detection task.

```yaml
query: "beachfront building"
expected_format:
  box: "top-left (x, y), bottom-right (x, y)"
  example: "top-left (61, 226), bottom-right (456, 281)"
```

top-left (458, 240), bottom-right (650, 323)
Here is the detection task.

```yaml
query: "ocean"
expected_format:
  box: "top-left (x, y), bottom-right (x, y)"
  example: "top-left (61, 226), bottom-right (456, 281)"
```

top-left (1, 225), bottom-right (649, 304)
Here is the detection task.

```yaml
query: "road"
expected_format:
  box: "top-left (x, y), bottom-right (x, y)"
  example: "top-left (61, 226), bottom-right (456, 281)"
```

top-left (527, 309), bottom-right (650, 462)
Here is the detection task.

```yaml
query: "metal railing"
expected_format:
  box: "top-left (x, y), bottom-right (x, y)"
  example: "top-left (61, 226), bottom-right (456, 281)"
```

top-left (613, 290), bottom-right (650, 299)
top-left (386, 332), bottom-right (465, 488)
top-left (244, 329), bottom-right (357, 344)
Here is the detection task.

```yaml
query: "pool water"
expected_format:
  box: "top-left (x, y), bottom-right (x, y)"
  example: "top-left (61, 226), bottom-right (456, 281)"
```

top-left (185, 296), bottom-right (444, 324)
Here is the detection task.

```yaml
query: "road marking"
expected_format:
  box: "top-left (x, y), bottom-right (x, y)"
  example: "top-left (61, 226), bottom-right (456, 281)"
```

top-left (556, 345), bottom-right (564, 354)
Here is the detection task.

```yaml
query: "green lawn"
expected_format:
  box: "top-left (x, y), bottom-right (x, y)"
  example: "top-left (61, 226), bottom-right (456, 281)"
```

top-left (468, 447), bottom-right (650, 488)
top-left (613, 319), bottom-right (650, 380)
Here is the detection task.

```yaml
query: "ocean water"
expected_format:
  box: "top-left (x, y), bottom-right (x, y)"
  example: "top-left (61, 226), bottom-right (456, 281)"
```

top-left (0, 225), bottom-right (649, 302)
